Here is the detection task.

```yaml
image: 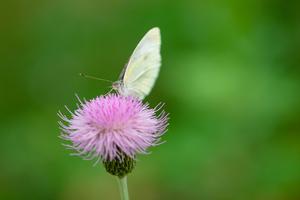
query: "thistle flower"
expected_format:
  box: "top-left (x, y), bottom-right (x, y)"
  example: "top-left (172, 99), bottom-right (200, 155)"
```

top-left (58, 94), bottom-right (168, 176)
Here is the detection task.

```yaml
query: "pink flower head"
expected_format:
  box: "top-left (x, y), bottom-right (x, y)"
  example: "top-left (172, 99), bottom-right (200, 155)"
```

top-left (59, 94), bottom-right (168, 162)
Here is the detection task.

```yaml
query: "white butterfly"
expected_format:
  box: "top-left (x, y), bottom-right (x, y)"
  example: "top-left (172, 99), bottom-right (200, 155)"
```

top-left (112, 27), bottom-right (161, 100)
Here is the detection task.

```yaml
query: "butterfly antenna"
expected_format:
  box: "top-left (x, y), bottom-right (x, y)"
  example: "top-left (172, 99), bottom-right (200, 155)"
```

top-left (79, 73), bottom-right (112, 83)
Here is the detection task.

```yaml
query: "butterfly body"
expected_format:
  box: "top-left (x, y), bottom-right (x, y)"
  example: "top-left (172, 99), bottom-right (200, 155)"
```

top-left (113, 27), bottom-right (161, 100)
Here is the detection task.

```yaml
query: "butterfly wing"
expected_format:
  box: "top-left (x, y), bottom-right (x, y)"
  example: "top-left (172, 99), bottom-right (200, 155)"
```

top-left (121, 27), bottom-right (161, 99)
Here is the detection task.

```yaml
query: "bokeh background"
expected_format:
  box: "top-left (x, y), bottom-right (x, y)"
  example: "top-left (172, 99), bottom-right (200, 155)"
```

top-left (1, 0), bottom-right (300, 199)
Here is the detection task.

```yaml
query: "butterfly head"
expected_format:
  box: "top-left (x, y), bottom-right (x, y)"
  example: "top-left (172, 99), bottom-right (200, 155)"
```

top-left (112, 81), bottom-right (131, 97)
top-left (112, 81), bottom-right (122, 92)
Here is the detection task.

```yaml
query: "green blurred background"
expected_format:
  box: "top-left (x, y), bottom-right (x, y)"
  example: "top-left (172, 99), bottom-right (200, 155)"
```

top-left (1, 0), bottom-right (300, 199)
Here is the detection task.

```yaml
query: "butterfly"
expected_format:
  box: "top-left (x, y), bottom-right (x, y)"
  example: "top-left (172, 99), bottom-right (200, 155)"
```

top-left (112, 27), bottom-right (161, 100)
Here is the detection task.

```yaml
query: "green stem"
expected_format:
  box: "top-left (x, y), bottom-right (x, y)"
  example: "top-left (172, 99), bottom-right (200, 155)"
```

top-left (117, 176), bottom-right (130, 200)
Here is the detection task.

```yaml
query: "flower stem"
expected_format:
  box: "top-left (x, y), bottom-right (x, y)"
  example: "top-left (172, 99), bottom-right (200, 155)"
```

top-left (117, 176), bottom-right (130, 200)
